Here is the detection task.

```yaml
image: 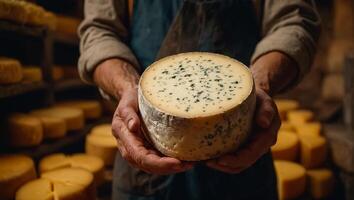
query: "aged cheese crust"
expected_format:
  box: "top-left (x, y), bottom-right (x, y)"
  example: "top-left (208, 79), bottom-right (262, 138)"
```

top-left (139, 52), bottom-right (256, 161)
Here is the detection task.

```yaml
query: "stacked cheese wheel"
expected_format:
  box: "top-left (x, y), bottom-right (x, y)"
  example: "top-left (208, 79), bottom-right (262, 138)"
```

top-left (85, 124), bottom-right (117, 166)
top-left (139, 52), bottom-right (256, 161)
top-left (272, 99), bottom-right (334, 200)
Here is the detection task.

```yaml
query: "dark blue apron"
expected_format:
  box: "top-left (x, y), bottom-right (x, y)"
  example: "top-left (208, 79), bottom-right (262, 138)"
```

top-left (114, 0), bottom-right (278, 199)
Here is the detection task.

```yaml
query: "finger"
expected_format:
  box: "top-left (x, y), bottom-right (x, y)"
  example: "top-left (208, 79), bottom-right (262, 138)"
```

top-left (117, 90), bottom-right (140, 133)
top-left (112, 117), bottom-right (192, 174)
top-left (217, 115), bottom-right (281, 169)
top-left (206, 160), bottom-right (244, 174)
top-left (255, 89), bottom-right (276, 128)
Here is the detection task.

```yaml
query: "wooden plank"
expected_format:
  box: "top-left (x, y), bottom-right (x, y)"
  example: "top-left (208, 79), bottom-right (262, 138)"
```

top-left (54, 78), bottom-right (92, 92)
top-left (53, 32), bottom-right (79, 46)
top-left (0, 81), bottom-right (49, 98)
top-left (0, 20), bottom-right (46, 37)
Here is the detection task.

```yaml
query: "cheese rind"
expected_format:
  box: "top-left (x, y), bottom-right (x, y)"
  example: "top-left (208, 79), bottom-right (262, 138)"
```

top-left (274, 161), bottom-right (306, 200)
top-left (287, 110), bottom-right (314, 124)
top-left (271, 132), bottom-right (299, 161)
top-left (39, 154), bottom-right (71, 173)
top-left (22, 66), bottom-right (42, 82)
top-left (299, 135), bottom-right (327, 169)
top-left (33, 116), bottom-right (67, 139)
top-left (279, 121), bottom-right (294, 131)
top-left (306, 169), bottom-right (334, 199)
top-left (31, 107), bottom-right (84, 131)
top-left (139, 52), bottom-right (256, 161)
top-left (8, 114), bottom-right (43, 147)
top-left (85, 133), bottom-right (117, 166)
top-left (70, 154), bottom-right (104, 186)
top-left (294, 122), bottom-right (322, 138)
top-left (15, 178), bottom-right (53, 200)
top-left (275, 99), bottom-right (299, 120)
top-left (0, 155), bottom-right (37, 200)
top-left (55, 100), bottom-right (102, 120)
top-left (0, 57), bottom-right (23, 84)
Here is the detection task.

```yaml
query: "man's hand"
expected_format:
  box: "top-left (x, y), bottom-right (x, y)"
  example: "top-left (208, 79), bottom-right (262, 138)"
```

top-left (94, 59), bottom-right (193, 175)
top-left (206, 88), bottom-right (281, 173)
top-left (206, 51), bottom-right (296, 174)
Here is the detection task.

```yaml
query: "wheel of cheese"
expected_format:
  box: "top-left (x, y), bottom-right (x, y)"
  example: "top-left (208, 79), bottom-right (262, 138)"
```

top-left (294, 122), bottom-right (321, 138)
top-left (271, 131), bottom-right (299, 161)
top-left (274, 160), bottom-right (306, 200)
top-left (0, 57), bottom-right (23, 84)
top-left (0, 155), bottom-right (37, 200)
top-left (275, 99), bottom-right (299, 120)
top-left (31, 115), bottom-right (67, 139)
top-left (39, 153), bottom-right (71, 173)
top-left (90, 124), bottom-right (112, 136)
top-left (16, 179), bottom-right (53, 200)
top-left (55, 100), bottom-right (102, 120)
top-left (306, 168), bottom-right (334, 199)
top-left (139, 52), bottom-right (256, 161)
top-left (86, 133), bottom-right (117, 166)
top-left (279, 121), bottom-right (294, 131)
top-left (56, 14), bottom-right (80, 36)
top-left (299, 135), bottom-right (327, 169)
top-left (8, 114), bottom-right (43, 147)
top-left (31, 107), bottom-right (84, 131)
top-left (287, 110), bottom-right (314, 124)
top-left (22, 66), bottom-right (42, 82)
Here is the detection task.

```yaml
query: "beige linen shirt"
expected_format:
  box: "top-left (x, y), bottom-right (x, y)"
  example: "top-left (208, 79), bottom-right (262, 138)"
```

top-left (78, 0), bottom-right (321, 89)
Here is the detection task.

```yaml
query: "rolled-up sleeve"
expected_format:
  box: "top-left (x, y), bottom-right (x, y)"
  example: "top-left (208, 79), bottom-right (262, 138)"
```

top-left (251, 0), bottom-right (321, 83)
top-left (78, 0), bottom-right (139, 84)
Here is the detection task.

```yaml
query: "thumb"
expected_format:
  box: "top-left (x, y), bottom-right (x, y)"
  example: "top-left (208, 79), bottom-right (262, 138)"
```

top-left (117, 90), bottom-right (140, 133)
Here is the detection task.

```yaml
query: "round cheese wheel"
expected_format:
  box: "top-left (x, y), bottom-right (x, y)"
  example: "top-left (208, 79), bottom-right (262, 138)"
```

top-left (274, 161), bottom-right (306, 200)
top-left (85, 133), bottom-right (117, 166)
top-left (294, 122), bottom-right (321, 138)
top-left (56, 100), bottom-right (102, 120)
top-left (0, 155), bottom-right (37, 200)
top-left (31, 107), bottom-right (84, 131)
top-left (275, 99), bottom-right (299, 120)
top-left (22, 66), bottom-right (42, 82)
top-left (90, 124), bottom-right (112, 136)
top-left (0, 57), bottom-right (23, 84)
top-left (271, 131), bottom-right (299, 161)
top-left (39, 153), bottom-right (71, 173)
top-left (287, 110), bottom-right (314, 124)
top-left (306, 168), bottom-right (334, 199)
top-left (8, 114), bottom-right (43, 147)
top-left (299, 135), bottom-right (327, 169)
top-left (139, 52), bottom-right (256, 161)
top-left (16, 179), bottom-right (53, 200)
top-left (34, 116), bottom-right (67, 139)
top-left (279, 121), bottom-right (294, 131)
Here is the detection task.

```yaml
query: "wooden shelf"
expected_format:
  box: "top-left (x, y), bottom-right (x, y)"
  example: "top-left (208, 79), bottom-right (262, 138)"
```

top-left (2, 118), bottom-right (110, 161)
top-left (53, 32), bottom-right (79, 46)
top-left (0, 20), bottom-right (47, 37)
top-left (0, 81), bottom-right (49, 98)
top-left (54, 78), bottom-right (91, 91)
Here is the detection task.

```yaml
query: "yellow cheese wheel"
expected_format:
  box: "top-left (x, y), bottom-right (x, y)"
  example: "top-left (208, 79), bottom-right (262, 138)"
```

top-left (31, 107), bottom-right (84, 131)
top-left (86, 133), bottom-right (117, 166)
top-left (52, 66), bottom-right (64, 81)
top-left (271, 132), bottom-right (299, 161)
top-left (299, 135), bottom-right (327, 169)
top-left (15, 179), bottom-right (53, 200)
top-left (275, 99), bottom-right (299, 120)
top-left (0, 57), bottom-right (23, 84)
top-left (56, 100), bottom-right (102, 120)
top-left (294, 122), bottom-right (321, 138)
top-left (40, 153), bottom-right (104, 186)
top-left (280, 121), bottom-right (294, 131)
top-left (56, 15), bottom-right (80, 36)
top-left (287, 110), bottom-right (314, 124)
top-left (31, 115), bottom-right (67, 139)
top-left (22, 66), bottom-right (42, 82)
top-left (0, 155), bottom-right (37, 200)
top-left (41, 168), bottom-right (95, 200)
top-left (8, 114), bottom-right (43, 147)
top-left (306, 168), bottom-right (334, 199)
top-left (90, 124), bottom-right (112, 136)
top-left (274, 161), bottom-right (306, 200)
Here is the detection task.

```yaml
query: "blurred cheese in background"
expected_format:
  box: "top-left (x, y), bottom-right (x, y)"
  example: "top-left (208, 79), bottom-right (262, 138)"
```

top-left (299, 135), bottom-right (327, 169)
top-left (306, 168), bottom-right (334, 199)
top-left (22, 66), bottom-right (43, 82)
top-left (16, 168), bottom-right (95, 200)
top-left (294, 122), bottom-right (322, 138)
top-left (31, 116), bottom-right (67, 139)
top-left (0, 57), bottom-right (23, 84)
top-left (8, 113), bottom-right (43, 147)
top-left (56, 14), bottom-right (80, 37)
top-left (287, 110), bottom-right (314, 124)
top-left (275, 99), bottom-right (299, 120)
top-left (86, 124), bottom-right (117, 166)
top-left (39, 153), bottom-right (104, 186)
top-left (0, 154), bottom-right (36, 200)
top-left (55, 100), bottom-right (102, 120)
top-left (31, 107), bottom-right (85, 131)
top-left (271, 131), bottom-right (299, 161)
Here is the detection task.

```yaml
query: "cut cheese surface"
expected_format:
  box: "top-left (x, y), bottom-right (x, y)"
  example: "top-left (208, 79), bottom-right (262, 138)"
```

top-left (31, 107), bottom-right (84, 131)
top-left (287, 110), bottom-right (314, 124)
top-left (22, 66), bottom-right (42, 82)
top-left (140, 52), bottom-right (253, 117)
top-left (55, 100), bottom-right (102, 119)
top-left (16, 178), bottom-right (53, 200)
top-left (139, 52), bottom-right (256, 161)
top-left (306, 168), bottom-right (334, 199)
top-left (294, 122), bottom-right (321, 138)
top-left (39, 154), bottom-right (71, 173)
top-left (271, 131), bottom-right (299, 161)
top-left (8, 113), bottom-right (43, 147)
top-left (0, 155), bottom-right (37, 200)
top-left (274, 161), bottom-right (306, 200)
top-left (0, 57), bottom-right (23, 84)
top-left (85, 133), bottom-right (117, 166)
top-left (299, 135), bottom-right (327, 169)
